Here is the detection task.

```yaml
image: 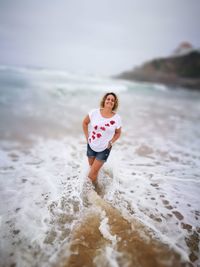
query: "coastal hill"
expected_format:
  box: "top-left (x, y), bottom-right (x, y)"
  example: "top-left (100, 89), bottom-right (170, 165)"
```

top-left (115, 43), bottom-right (200, 90)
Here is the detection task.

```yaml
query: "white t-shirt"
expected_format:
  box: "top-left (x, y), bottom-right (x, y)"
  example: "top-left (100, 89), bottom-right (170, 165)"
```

top-left (88, 109), bottom-right (122, 152)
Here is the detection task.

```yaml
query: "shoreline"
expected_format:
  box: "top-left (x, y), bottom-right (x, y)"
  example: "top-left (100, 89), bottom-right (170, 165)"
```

top-left (114, 73), bottom-right (200, 91)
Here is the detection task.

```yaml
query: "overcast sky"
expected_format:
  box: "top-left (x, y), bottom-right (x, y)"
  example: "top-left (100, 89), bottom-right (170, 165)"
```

top-left (0, 0), bottom-right (200, 75)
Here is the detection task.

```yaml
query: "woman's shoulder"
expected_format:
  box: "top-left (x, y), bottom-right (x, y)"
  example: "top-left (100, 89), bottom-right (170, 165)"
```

top-left (113, 112), bottom-right (121, 119)
top-left (88, 108), bottom-right (99, 118)
top-left (113, 113), bottom-right (122, 126)
top-left (89, 108), bottom-right (99, 114)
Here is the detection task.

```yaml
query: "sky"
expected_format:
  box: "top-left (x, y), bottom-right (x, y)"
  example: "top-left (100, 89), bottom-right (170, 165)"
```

top-left (0, 0), bottom-right (200, 75)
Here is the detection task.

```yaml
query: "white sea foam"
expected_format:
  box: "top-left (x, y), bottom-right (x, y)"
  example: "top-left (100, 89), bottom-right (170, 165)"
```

top-left (94, 246), bottom-right (126, 267)
top-left (99, 210), bottom-right (117, 245)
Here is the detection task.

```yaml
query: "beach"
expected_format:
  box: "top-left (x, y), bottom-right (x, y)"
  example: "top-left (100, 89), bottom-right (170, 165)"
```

top-left (0, 66), bottom-right (200, 267)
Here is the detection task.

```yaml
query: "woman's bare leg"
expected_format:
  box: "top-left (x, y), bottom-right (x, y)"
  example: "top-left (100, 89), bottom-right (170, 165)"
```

top-left (88, 157), bottom-right (95, 167)
top-left (88, 159), bottom-right (104, 182)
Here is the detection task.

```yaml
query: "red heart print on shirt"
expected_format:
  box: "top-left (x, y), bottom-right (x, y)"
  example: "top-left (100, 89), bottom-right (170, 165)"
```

top-left (97, 133), bottom-right (102, 138)
top-left (100, 126), bottom-right (106, 131)
top-left (105, 123), bottom-right (110, 127)
top-left (94, 125), bottom-right (98, 130)
top-left (110, 120), bottom-right (115, 125)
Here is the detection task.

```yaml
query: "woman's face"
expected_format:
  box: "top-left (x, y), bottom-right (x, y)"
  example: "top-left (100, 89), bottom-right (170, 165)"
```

top-left (104, 94), bottom-right (115, 110)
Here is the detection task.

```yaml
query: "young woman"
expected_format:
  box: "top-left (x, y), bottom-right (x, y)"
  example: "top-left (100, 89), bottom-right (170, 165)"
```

top-left (82, 92), bottom-right (122, 184)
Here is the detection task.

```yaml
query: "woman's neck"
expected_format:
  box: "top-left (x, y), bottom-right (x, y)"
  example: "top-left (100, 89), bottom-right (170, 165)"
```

top-left (102, 107), bottom-right (113, 114)
top-left (100, 108), bottom-right (114, 118)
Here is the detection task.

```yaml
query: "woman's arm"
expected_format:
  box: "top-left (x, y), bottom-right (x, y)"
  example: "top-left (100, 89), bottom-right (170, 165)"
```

top-left (82, 115), bottom-right (90, 142)
top-left (108, 127), bottom-right (121, 148)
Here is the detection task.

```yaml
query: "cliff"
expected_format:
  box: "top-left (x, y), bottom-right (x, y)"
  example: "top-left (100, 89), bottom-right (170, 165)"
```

top-left (116, 50), bottom-right (200, 90)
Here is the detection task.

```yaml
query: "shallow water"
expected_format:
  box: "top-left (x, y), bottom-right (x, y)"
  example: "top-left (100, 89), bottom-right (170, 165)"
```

top-left (0, 66), bottom-right (200, 267)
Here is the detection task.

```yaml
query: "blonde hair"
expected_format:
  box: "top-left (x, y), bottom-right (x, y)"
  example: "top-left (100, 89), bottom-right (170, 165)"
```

top-left (100, 92), bottom-right (119, 111)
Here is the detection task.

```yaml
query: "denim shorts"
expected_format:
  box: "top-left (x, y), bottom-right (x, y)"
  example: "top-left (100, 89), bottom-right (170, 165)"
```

top-left (87, 144), bottom-right (112, 162)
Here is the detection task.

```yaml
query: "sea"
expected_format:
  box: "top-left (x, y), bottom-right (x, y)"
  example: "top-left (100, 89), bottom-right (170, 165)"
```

top-left (0, 65), bottom-right (200, 267)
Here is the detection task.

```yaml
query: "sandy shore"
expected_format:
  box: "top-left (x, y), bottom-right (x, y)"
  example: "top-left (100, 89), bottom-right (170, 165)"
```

top-left (56, 190), bottom-right (191, 267)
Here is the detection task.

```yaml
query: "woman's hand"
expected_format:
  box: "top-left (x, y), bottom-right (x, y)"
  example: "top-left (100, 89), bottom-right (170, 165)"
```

top-left (107, 128), bottom-right (121, 148)
top-left (107, 140), bottom-right (113, 149)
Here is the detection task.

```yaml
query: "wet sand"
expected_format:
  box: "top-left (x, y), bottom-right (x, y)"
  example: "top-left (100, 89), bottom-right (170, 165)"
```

top-left (58, 190), bottom-right (190, 267)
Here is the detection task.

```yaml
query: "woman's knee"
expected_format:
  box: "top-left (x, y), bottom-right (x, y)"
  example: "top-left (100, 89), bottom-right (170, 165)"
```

top-left (89, 168), bottom-right (98, 177)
